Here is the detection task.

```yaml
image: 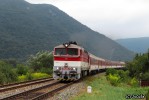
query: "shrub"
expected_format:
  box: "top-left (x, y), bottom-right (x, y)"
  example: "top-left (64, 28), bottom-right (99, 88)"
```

top-left (126, 53), bottom-right (149, 78)
top-left (106, 68), bottom-right (118, 75)
top-left (18, 75), bottom-right (27, 82)
top-left (31, 72), bottom-right (49, 80)
top-left (107, 74), bottom-right (120, 86)
top-left (142, 72), bottom-right (149, 80)
top-left (26, 72), bottom-right (33, 80)
top-left (39, 67), bottom-right (53, 75)
top-left (146, 90), bottom-right (149, 100)
top-left (118, 70), bottom-right (129, 82)
top-left (28, 51), bottom-right (53, 71)
top-left (18, 72), bottom-right (49, 82)
top-left (129, 77), bottom-right (139, 87)
top-left (0, 61), bottom-right (17, 84)
top-left (16, 64), bottom-right (29, 75)
top-left (0, 72), bottom-right (7, 84)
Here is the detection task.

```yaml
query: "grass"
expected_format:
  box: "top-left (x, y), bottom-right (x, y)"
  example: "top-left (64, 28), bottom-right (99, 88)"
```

top-left (72, 74), bottom-right (149, 100)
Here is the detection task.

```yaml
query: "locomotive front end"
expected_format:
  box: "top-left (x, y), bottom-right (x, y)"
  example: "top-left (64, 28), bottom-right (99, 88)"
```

top-left (53, 42), bottom-right (81, 81)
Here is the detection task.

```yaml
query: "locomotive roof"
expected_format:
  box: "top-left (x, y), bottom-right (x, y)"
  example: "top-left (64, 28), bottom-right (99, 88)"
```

top-left (54, 44), bottom-right (83, 49)
top-left (89, 53), bottom-right (105, 61)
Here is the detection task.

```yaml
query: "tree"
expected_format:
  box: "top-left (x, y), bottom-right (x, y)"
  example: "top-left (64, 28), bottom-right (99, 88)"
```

top-left (0, 60), bottom-right (17, 84)
top-left (16, 64), bottom-right (29, 75)
top-left (126, 52), bottom-right (149, 79)
top-left (27, 51), bottom-right (53, 71)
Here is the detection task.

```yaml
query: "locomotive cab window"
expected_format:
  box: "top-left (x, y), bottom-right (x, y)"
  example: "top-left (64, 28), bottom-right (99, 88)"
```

top-left (55, 48), bottom-right (66, 55)
top-left (67, 48), bottom-right (78, 55)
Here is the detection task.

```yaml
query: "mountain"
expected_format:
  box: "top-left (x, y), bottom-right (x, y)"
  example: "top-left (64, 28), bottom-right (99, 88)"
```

top-left (116, 37), bottom-right (149, 53)
top-left (0, 0), bottom-right (134, 61)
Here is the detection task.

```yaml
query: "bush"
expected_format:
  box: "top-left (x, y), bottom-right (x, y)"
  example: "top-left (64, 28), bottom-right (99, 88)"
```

top-left (146, 90), bottom-right (149, 100)
top-left (106, 69), bottom-right (133, 86)
top-left (107, 74), bottom-right (120, 86)
top-left (18, 72), bottom-right (49, 82)
top-left (0, 72), bottom-right (7, 84)
top-left (16, 64), bottom-right (29, 75)
top-left (118, 70), bottom-right (130, 82)
top-left (26, 72), bottom-right (33, 80)
top-left (31, 72), bottom-right (49, 80)
top-left (129, 77), bottom-right (139, 87)
top-left (0, 61), bottom-right (17, 84)
top-left (28, 51), bottom-right (53, 71)
top-left (142, 72), bottom-right (149, 80)
top-left (126, 53), bottom-right (149, 78)
top-left (39, 67), bottom-right (53, 75)
top-left (18, 75), bottom-right (27, 82)
top-left (106, 68), bottom-right (118, 75)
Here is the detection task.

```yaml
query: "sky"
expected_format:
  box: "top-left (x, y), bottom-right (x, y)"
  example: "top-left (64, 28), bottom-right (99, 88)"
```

top-left (25, 0), bottom-right (149, 40)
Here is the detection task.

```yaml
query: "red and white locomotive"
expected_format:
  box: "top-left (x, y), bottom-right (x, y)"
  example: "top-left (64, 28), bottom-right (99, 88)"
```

top-left (53, 42), bottom-right (125, 81)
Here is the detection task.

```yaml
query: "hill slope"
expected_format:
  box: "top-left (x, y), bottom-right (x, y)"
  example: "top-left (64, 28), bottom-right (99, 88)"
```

top-left (0, 0), bottom-right (134, 61)
top-left (116, 37), bottom-right (149, 53)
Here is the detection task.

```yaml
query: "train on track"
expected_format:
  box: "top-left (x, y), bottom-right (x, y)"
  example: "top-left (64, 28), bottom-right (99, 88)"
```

top-left (53, 42), bottom-right (125, 81)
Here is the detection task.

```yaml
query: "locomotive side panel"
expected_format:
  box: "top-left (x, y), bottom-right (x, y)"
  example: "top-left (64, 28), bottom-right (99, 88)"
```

top-left (80, 49), bottom-right (89, 71)
top-left (89, 54), bottom-right (100, 72)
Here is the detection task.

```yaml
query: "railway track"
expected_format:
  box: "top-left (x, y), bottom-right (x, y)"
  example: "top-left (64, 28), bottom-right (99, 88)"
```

top-left (0, 77), bottom-right (52, 88)
top-left (1, 81), bottom-right (74, 100)
top-left (31, 82), bottom-right (74, 100)
top-left (0, 77), bottom-right (53, 92)
top-left (0, 72), bottom-right (105, 100)
top-left (0, 77), bottom-right (55, 99)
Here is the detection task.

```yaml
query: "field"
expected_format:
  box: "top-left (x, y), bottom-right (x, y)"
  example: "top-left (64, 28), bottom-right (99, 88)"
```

top-left (72, 73), bottom-right (149, 100)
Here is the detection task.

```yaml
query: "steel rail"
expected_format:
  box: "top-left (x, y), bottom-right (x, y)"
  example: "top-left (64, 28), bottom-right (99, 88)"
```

top-left (0, 78), bottom-right (53, 92)
top-left (1, 81), bottom-right (59, 100)
top-left (0, 77), bottom-right (52, 88)
top-left (31, 82), bottom-right (74, 100)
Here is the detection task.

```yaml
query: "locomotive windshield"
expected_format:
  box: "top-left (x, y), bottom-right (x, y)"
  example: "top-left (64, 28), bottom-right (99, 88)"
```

top-left (55, 48), bottom-right (66, 55)
top-left (55, 48), bottom-right (78, 56)
top-left (67, 48), bottom-right (78, 55)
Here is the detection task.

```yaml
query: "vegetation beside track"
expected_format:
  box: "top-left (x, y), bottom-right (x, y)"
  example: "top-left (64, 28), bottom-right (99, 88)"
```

top-left (72, 73), bottom-right (148, 100)
top-left (0, 51), bottom-right (53, 85)
top-left (106, 69), bottom-right (138, 87)
top-left (126, 51), bottom-right (149, 80)
top-left (105, 51), bottom-right (149, 88)
top-left (72, 51), bottom-right (149, 100)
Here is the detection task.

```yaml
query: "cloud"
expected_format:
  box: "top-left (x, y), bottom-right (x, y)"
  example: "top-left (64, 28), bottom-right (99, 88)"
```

top-left (25, 0), bottom-right (149, 39)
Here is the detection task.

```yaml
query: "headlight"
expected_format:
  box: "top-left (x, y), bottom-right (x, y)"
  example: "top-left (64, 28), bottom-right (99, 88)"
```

top-left (63, 43), bottom-right (70, 48)
top-left (56, 67), bottom-right (59, 70)
top-left (73, 67), bottom-right (76, 70)
top-left (65, 44), bottom-right (68, 47)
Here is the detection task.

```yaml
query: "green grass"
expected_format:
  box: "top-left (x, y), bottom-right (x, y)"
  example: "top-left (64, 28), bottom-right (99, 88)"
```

top-left (72, 74), bottom-right (149, 100)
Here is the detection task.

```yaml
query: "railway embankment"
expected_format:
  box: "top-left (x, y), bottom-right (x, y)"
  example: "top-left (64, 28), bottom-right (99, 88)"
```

top-left (70, 73), bottom-right (148, 100)
top-left (1, 71), bottom-right (148, 100)
top-left (50, 81), bottom-right (86, 100)
top-left (50, 73), bottom-right (105, 100)
top-left (49, 72), bottom-right (149, 100)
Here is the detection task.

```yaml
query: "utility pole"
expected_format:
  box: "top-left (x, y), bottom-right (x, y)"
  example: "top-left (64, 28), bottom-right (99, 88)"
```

top-left (148, 48), bottom-right (149, 61)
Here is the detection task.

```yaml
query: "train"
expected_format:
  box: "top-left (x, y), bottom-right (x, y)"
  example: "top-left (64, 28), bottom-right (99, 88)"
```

top-left (53, 42), bottom-right (125, 81)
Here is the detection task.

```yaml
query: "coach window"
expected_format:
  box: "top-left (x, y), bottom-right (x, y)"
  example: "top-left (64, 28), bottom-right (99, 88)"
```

top-left (55, 48), bottom-right (66, 55)
top-left (68, 48), bottom-right (78, 55)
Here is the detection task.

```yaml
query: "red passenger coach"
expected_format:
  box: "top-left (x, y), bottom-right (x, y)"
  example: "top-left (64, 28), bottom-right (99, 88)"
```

top-left (53, 42), bottom-right (125, 81)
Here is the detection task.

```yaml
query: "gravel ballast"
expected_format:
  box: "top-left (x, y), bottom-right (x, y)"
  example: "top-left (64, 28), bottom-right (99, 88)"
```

top-left (49, 82), bottom-right (86, 100)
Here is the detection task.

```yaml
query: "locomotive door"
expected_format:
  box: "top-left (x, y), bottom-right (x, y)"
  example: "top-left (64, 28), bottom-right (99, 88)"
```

top-left (88, 55), bottom-right (90, 69)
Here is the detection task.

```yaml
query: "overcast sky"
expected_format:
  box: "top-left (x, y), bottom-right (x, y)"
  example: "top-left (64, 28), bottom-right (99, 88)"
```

top-left (25, 0), bottom-right (149, 40)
